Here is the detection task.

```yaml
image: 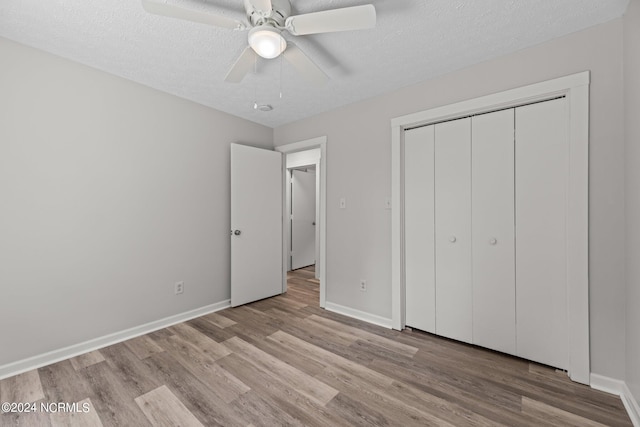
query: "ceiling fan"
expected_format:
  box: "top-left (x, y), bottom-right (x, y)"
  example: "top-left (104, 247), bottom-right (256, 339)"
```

top-left (141, 0), bottom-right (376, 86)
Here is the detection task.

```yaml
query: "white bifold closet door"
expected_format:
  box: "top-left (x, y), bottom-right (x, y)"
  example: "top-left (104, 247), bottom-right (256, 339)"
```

top-left (404, 125), bottom-right (436, 333)
top-left (471, 109), bottom-right (516, 354)
top-left (403, 97), bottom-right (569, 371)
top-left (515, 98), bottom-right (569, 369)
top-left (434, 118), bottom-right (472, 342)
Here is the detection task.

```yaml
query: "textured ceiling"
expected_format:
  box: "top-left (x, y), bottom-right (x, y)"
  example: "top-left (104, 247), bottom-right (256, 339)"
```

top-left (0, 0), bottom-right (630, 128)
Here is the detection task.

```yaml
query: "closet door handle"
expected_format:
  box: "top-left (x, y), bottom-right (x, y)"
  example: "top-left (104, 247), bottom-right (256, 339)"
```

top-left (449, 235), bottom-right (457, 243)
top-left (489, 238), bottom-right (497, 245)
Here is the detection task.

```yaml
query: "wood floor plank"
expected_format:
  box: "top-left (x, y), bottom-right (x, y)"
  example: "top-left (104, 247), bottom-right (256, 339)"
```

top-left (99, 342), bottom-right (162, 397)
top-left (79, 361), bottom-right (152, 427)
top-left (307, 314), bottom-right (419, 356)
top-left (233, 329), bottom-right (327, 377)
top-left (157, 334), bottom-right (250, 404)
top-left (200, 312), bottom-right (237, 329)
top-left (267, 330), bottom-right (394, 389)
top-left (38, 360), bottom-right (94, 404)
top-left (146, 328), bottom-right (174, 342)
top-left (249, 295), bottom-right (308, 312)
top-left (521, 396), bottom-right (613, 427)
top-left (384, 379), bottom-right (505, 427)
top-left (284, 284), bottom-right (318, 300)
top-left (324, 393), bottom-right (392, 427)
top-left (168, 323), bottom-right (231, 360)
top-left (135, 385), bottom-right (204, 427)
top-left (276, 317), bottom-right (358, 352)
top-left (123, 335), bottom-right (164, 360)
top-left (0, 369), bottom-right (45, 403)
top-left (228, 391), bottom-right (305, 427)
top-left (220, 306), bottom-right (282, 339)
top-left (216, 353), bottom-right (351, 427)
top-left (281, 288), bottom-right (317, 305)
top-left (222, 336), bottom-right (339, 406)
top-left (315, 367), bottom-right (457, 427)
top-left (49, 398), bottom-right (104, 427)
top-left (264, 306), bottom-right (312, 323)
top-left (186, 317), bottom-right (237, 343)
top-left (141, 351), bottom-right (246, 427)
top-left (68, 351), bottom-right (105, 371)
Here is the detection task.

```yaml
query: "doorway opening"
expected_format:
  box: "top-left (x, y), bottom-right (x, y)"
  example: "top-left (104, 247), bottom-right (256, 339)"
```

top-left (276, 137), bottom-right (327, 308)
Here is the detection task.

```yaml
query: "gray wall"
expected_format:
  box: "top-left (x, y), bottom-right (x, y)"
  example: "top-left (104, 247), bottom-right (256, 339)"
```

top-left (0, 37), bottom-right (273, 367)
top-left (625, 0), bottom-right (640, 402)
top-left (274, 20), bottom-right (627, 379)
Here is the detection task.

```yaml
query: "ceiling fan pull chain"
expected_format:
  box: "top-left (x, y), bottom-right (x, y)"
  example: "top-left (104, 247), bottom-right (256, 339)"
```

top-left (279, 51), bottom-right (283, 99)
top-left (253, 54), bottom-right (258, 109)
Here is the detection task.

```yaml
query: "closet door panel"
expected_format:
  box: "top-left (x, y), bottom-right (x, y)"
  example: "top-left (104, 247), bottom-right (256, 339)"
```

top-left (435, 118), bottom-right (472, 342)
top-left (515, 98), bottom-right (569, 369)
top-left (472, 109), bottom-right (516, 354)
top-left (404, 126), bottom-right (436, 333)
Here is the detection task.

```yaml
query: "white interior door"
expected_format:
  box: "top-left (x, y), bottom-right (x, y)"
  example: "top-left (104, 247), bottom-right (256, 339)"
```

top-left (435, 118), bottom-right (472, 342)
top-left (515, 98), bottom-right (569, 369)
top-left (472, 109), bottom-right (516, 354)
top-left (291, 169), bottom-right (316, 270)
top-left (231, 143), bottom-right (283, 307)
top-left (404, 125), bottom-right (436, 333)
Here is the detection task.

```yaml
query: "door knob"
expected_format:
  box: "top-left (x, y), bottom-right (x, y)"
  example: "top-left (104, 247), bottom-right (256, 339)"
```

top-left (449, 236), bottom-right (456, 243)
top-left (234, 230), bottom-right (241, 236)
top-left (489, 238), bottom-right (497, 245)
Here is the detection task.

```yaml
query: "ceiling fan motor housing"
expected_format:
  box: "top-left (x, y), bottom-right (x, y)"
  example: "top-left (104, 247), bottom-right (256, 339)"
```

top-left (244, 0), bottom-right (291, 27)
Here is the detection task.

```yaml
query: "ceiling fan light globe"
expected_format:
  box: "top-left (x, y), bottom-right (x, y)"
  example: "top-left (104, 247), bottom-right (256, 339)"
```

top-left (248, 26), bottom-right (287, 59)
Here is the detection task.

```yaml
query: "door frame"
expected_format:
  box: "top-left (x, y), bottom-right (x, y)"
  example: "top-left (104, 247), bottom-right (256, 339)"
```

top-left (276, 136), bottom-right (327, 308)
top-left (391, 72), bottom-right (590, 384)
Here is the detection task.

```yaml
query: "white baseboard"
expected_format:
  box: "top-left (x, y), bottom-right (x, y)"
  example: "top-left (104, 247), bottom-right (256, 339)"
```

top-left (0, 300), bottom-right (230, 380)
top-left (590, 373), bottom-right (640, 426)
top-left (324, 301), bottom-right (393, 329)
top-left (590, 373), bottom-right (626, 395)
top-left (622, 382), bottom-right (640, 427)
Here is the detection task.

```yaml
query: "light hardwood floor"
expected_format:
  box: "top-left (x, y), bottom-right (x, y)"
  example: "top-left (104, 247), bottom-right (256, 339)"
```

top-left (0, 266), bottom-right (633, 426)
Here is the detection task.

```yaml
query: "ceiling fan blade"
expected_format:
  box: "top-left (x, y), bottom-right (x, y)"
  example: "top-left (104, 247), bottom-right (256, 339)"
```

top-left (141, 0), bottom-right (246, 30)
top-left (282, 43), bottom-right (328, 86)
top-left (285, 4), bottom-right (376, 36)
top-left (248, 0), bottom-right (272, 14)
top-left (225, 47), bottom-right (258, 83)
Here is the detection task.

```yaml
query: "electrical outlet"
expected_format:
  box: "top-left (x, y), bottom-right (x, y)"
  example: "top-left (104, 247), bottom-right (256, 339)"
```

top-left (174, 281), bottom-right (184, 295)
top-left (360, 280), bottom-right (366, 291)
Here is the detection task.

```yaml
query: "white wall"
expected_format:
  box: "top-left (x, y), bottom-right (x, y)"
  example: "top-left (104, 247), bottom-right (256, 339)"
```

top-left (274, 20), bottom-right (627, 379)
top-left (624, 0), bottom-right (640, 405)
top-left (0, 37), bottom-right (273, 367)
